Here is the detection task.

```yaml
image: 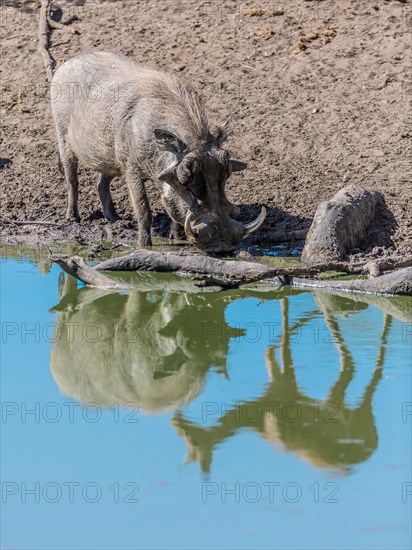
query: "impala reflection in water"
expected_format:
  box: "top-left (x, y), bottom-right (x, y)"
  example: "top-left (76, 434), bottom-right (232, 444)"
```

top-left (49, 273), bottom-right (409, 472)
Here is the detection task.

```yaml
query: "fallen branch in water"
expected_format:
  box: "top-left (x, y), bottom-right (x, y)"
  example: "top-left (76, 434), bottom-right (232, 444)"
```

top-left (48, 254), bottom-right (232, 293)
top-left (95, 249), bottom-right (273, 287)
top-left (49, 252), bottom-right (412, 295)
top-left (49, 255), bottom-right (135, 290)
top-left (361, 257), bottom-right (412, 277)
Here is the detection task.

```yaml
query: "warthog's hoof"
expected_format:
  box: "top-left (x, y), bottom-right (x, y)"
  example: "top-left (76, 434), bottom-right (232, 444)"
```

top-left (66, 212), bottom-right (80, 223)
top-left (169, 221), bottom-right (186, 241)
top-left (138, 232), bottom-right (152, 247)
top-left (104, 211), bottom-right (121, 223)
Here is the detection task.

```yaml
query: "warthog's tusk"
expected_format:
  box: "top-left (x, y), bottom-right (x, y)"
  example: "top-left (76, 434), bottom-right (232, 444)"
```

top-left (184, 211), bottom-right (197, 242)
top-left (243, 206), bottom-right (267, 237)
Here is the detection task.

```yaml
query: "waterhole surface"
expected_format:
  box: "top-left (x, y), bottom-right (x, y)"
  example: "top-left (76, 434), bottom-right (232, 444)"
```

top-left (1, 246), bottom-right (411, 550)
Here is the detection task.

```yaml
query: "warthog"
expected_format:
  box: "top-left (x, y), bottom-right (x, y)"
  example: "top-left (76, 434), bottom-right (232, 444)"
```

top-left (51, 50), bottom-right (266, 253)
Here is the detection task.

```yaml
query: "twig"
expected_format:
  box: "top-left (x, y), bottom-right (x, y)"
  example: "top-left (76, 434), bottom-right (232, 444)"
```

top-left (0, 219), bottom-right (62, 227)
top-left (4, 34), bottom-right (24, 40)
top-left (52, 40), bottom-right (71, 48)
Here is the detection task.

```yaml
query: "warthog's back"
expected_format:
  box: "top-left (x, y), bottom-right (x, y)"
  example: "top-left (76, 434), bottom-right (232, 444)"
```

top-left (51, 50), bottom-right (209, 173)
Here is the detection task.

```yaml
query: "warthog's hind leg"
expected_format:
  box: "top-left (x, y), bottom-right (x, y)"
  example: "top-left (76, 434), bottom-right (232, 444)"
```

top-left (96, 173), bottom-right (121, 222)
top-left (125, 165), bottom-right (152, 247)
top-left (60, 150), bottom-right (80, 222)
top-left (55, 125), bottom-right (80, 222)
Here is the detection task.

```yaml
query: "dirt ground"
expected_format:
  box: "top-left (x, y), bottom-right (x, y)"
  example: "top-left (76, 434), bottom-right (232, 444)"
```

top-left (1, 0), bottom-right (411, 256)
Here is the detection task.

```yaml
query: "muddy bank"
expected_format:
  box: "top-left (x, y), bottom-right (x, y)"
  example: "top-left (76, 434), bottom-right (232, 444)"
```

top-left (1, 0), bottom-right (411, 254)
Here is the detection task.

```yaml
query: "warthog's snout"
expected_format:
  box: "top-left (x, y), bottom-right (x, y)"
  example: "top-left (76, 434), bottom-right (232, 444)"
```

top-left (184, 207), bottom-right (267, 253)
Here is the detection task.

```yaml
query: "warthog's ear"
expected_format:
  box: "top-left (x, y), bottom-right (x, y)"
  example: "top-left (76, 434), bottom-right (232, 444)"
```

top-left (214, 120), bottom-right (230, 146)
top-left (230, 160), bottom-right (247, 172)
top-left (154, 129), bottom-right (186, 155)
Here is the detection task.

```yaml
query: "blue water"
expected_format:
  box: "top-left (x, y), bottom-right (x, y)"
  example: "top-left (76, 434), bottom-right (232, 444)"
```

top-left (1, 252), bottom-right (411, 550)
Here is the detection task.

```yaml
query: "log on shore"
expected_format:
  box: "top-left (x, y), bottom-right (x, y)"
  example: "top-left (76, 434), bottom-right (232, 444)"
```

top-left (49, 253), bottom-right (412, 296)
top-left (95, 249), bottom-right (412, 279)
top-left (95, 249), bottom-right (273, 285)
top-left (301, 185), bottom-right (383, 263)
top-left (292, 267), bottom-right (412, 296)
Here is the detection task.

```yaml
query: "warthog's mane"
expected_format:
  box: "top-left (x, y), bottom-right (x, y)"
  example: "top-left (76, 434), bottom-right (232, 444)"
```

top-left (83, 50), bottom-right (216, 153)
top-left (139, 70), bottom-right (213, 151)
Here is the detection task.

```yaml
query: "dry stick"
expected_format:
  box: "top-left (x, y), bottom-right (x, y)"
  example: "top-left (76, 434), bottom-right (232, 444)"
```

top-left (38, 0), bottom-right (77, 82)
top-left (38, 0), bottom-right (54, 83)
top-left (0, 220), bottom-right (62, 227)
top-left (4, 34), bottom-right (24, 40)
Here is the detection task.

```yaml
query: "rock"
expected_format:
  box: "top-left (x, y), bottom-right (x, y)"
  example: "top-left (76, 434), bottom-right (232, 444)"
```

top-left (302, 185), bottom-right (383, 263)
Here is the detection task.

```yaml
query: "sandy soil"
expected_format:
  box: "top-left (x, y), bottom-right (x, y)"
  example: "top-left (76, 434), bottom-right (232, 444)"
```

top-left (1, 0), bottom-right (411, 255)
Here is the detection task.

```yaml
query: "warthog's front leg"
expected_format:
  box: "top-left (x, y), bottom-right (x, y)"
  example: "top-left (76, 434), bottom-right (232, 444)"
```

top-left (96, 173), bottom-right (121, 222)
top-left (169, 221), bottom-right (185, 241)
top-left (126, 164), bottom-right (152, 246)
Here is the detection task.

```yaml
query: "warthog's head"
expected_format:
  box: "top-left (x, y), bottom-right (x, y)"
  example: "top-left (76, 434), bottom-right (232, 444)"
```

top-left (155, 127), bottom-right (266, 254)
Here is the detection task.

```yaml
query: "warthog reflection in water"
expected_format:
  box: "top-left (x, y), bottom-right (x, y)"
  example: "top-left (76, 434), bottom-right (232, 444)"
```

top-left (50, 275), bottom-right (402, 471)
top-left (50, 274), bottom-right (242, 413)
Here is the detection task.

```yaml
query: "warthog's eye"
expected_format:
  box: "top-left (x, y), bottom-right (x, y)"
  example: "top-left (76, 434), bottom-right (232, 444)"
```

top-left (177, 156), bottom-right (202, 186)
top-left (188, 157), bottom-right (202, 175)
